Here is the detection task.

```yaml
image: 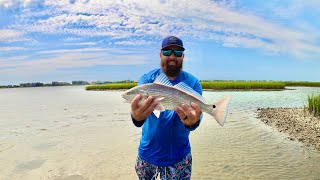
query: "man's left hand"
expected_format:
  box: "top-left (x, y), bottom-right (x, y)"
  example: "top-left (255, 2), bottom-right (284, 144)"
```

top-left (174, 102), bottom-right (202, 126)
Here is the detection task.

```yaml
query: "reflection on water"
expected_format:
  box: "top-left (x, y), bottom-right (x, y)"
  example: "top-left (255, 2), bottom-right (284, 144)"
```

top-left (0, 86), bottom-right (320, 179)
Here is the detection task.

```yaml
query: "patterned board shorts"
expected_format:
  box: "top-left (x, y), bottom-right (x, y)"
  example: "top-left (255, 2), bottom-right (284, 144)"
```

top-left (135, 153), bottom-right (192, 180)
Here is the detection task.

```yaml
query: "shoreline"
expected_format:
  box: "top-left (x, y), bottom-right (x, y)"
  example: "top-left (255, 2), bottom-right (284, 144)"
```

top-left (256, 108), bottom-right (320, 151)
top-left (86, 88), bottom-right (292, 91)
top-left (202, 88), bottom-right (291, 92)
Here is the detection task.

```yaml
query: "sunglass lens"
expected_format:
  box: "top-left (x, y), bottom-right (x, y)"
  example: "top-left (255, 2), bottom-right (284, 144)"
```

top-left (162, 50), bottom-right (172, 56)
top-left (174, 51), bottom-right (183, 57)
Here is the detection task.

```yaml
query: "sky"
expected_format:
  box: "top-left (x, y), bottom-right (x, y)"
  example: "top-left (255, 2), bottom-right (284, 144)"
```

top-left (1, 0), bottom-right (320, 85)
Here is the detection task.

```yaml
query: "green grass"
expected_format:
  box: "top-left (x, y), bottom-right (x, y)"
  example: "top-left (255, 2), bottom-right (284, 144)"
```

top-left (86, 81), bottom-right (320, 91)
top-left (308, 94), bottom-right (320, 117)
top-left (283, 81), bottom-right (320, 87)
top-left (86, 82), bottom-right (137, 90)
top-left (200, 81), bottom-right (285, 90)
top-left (86, 81), bottom-right (286, 91)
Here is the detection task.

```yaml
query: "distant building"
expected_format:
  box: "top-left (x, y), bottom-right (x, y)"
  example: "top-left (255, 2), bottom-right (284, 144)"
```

top-left (20, 82), bottom-right (44, 87)
top-left (52, 81), bottom-right (70, 86)
top-left (72, 81), bottom-right (90, 85)
top-left (96, 80), bottom-right (112, 84)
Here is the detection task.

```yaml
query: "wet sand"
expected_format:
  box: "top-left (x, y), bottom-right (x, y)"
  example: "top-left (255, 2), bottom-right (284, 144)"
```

top-left (256, 108), bottom-right (320, 151)
top-left (2, 86), bottom-right (320, 179)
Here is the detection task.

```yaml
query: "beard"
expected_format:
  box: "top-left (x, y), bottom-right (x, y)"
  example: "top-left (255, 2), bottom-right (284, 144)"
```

top-left (161, 60), bottom-right (182, 77)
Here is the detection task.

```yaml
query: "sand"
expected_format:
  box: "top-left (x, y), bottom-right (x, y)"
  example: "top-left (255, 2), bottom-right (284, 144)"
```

top-left (256, 108), bottom-right (320, 151)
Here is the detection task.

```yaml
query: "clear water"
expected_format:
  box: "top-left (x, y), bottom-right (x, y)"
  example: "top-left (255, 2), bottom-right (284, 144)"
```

top-left (0, 86), bottom-right (319, 179)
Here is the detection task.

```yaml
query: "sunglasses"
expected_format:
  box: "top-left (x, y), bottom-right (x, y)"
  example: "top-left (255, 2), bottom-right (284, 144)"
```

top-left (162, 50), bottom-right (184, 57)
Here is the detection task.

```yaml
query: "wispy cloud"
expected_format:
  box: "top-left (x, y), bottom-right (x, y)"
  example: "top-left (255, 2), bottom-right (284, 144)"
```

top-left (36, 47), bottom-right (135, 55)
top-left (271, 0), bottom-right (320, 18)
top-left (1, 0), bottom-right (320, 84)
top-left (0, 29), bottom-right (25, 42)
top-left (1, 0), bottom-right (318, 59)
top-left (115, 39), bottom-right (153, 46)
top-left (0, 46), bottom-right (26, 51)
top-left (0, 47), bottom-right (152, 76)
top-left (63, 42), bottom-right (97, 46)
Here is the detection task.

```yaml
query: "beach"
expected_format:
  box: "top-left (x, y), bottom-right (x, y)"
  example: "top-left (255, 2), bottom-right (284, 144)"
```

top-left (256, 108), bottom-right (320, 151)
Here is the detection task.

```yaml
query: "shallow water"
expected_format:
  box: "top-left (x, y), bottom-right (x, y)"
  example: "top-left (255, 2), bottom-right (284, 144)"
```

top-left (0, 86), bottom-right (320, 179)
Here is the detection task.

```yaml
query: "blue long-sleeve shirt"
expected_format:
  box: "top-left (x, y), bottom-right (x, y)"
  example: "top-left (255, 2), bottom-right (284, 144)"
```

top-left (132, 69), bottom-right (203, 166)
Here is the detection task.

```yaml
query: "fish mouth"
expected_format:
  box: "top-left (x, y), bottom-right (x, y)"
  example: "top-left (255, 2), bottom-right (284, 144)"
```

top-left (121, 93), bottom-right (131, 103)
top-left (121, 90), bottom-right (129, 98)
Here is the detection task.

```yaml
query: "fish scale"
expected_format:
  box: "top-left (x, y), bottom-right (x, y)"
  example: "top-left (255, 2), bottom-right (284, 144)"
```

top-left (143, 84), bottom-right (202, 109)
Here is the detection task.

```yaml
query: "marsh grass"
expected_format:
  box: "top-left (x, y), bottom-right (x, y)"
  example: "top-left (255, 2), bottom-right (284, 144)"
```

top-left (283, 81), bottom-right (320, 87)
top-left (86, 82), bottom-right (137, 90)
top-left (307, 94), bottom-right (320, 117)
top-left (86, 80), bottom-right (320, 91)
top-left (200, 81), bottom-right (285, 90)
top-left (86, 81), bottom-right (286, 91)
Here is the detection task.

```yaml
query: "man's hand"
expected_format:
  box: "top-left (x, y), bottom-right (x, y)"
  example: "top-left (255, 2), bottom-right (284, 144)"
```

top-left (174, 102), bottom-right (202, 126)
top-left (131, 94), bottom-right (159, 121)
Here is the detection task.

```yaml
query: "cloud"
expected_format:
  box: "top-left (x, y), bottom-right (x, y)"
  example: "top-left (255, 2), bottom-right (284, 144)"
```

top-left (63, 42), bottom-right (97, 46)
top-left (115, 39), bottom-right (152, 46)
top-left (2, 0), bottom-right (320, 59)
top-left (0, 47), bottom-right (152, 76)
top-left (36, 47), bottom-right (127, 55)
top-left (0, 46), bottom-right (26, 51)
top-left (0, 29), bottom-right (24, 42)
top-left (0, 0), bottom-right (44, 8)
top-left (271, 0), bottom-right (320, 18)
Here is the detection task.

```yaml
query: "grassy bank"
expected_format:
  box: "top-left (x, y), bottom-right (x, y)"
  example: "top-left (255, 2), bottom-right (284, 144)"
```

top-left (308, 94), bottom-right (320, 117)
top-left (86, 81), bottom-right (287, 91)
top-left (85, 82), bottom-right (137, 90)
top-left (201, 81), bottom-right (285, 90)
top-left (86, 81), bottom-right (320, 91)
top-left (283, 81), bottom-right (320, 87)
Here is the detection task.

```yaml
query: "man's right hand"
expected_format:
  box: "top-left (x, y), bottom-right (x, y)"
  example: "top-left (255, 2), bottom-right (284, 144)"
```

top-left (130, 94), bottom-right (159, 121)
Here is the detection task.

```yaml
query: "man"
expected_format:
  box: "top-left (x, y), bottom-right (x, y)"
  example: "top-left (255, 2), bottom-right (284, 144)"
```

top-left (130, 36), bottom-right (203, 179)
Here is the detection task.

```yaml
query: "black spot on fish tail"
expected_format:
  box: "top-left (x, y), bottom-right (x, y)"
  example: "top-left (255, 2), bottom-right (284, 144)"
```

top-left (213, 105), bottom-right (216, 108)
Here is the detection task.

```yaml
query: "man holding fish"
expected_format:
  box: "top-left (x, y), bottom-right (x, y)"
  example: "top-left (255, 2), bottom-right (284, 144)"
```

top-left (122, 36), bottom-right (230, 179)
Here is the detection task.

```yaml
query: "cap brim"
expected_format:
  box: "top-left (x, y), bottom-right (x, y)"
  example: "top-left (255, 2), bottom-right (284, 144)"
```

top-left (161, 44), bottom-right (185, 51)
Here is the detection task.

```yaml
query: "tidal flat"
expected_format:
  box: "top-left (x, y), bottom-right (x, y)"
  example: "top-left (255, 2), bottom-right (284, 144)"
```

top-left (1, 86), bottom-right (320, 179)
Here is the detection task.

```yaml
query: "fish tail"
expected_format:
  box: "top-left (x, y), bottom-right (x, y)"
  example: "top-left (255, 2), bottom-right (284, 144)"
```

top-left (207, 96), bottom-right (231, 126)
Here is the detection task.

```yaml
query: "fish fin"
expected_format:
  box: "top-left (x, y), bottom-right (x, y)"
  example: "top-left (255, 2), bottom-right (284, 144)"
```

top-left (153, 110), bottom-right (161, 118)
top-left (210, 96), bottom-right (231, 126)
top-left (153, 97), bottom-right (165, 118)
top-left (153, 73), bottom-right (173, 86)
top-left (154, 97), bottom-right (165, 109)
top-left (173, 82), bottom-right (206, 103)
top-left (155, 97), bottom-right (165, 102)
top-left (154, 102), bottom-right (165, 111)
